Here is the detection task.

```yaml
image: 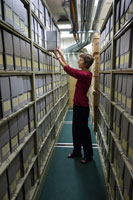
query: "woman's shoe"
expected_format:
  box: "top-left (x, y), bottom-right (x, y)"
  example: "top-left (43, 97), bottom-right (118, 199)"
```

top-left (67, 153), bottom-right (82, 158)
top-left (80, 157), bottom-right (93, 164)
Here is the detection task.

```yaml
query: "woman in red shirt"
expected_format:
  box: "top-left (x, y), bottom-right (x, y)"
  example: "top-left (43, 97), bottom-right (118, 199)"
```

top-left (54, 48), bottom-right (94, 164)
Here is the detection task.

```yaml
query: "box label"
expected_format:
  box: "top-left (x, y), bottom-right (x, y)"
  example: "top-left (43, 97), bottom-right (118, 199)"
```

top-left (15, 57), bottom-right (21, 67)
top-left (22, 58), bottom-right (26, 67)
top-left (28, 91), bottom-right (31, 99)
top-left (40, 63), bottom-right (43, 69)
top-left (118, 93), bottom-right (121, 101)
top-left (20, 20), bottom-right (25, 30)
top-left (11, 136), bottom-right (18, 148)
top-left (27, 60), bottom-right (31, 68)
top-left (10, 179), bottom-right (16, 194)
top-left (116, 126), bottom-right (119, 135)
top-left (125, 52), bottom-right (129, 64)
top-left (6, 55), bottom-right (13, 66)
top-left (24, 93), bottom-right (27, 101)
top-left (2, 143), bottom-right (10, 157)
top-left (19, 129), bottom-right (24, 140)
top-left (116, 57), bottom-right (119, 66)
top-left (0, 54), bottom-right (3, 65)
top-left (3, 100), bottom-right (11, 112)
top-left (24, 124), bottom-right (28, 134)
top-left (122, 139), bottom-right (127, 151)
top-left (126, 98), bottom-right (131, 109)
top-left (30, 120), bottom-right (34, 129)
top-left (122, 95), bottom-right (126, 105)
top-left (129, 146), bottom-right (133, 160)
top-left (14, 14), bottom-right (19, 26)
top-left (19, 95), bottom-right (23, 104)
top-left (16, 170), bottom-right (21, 181)
top-left (13, 97), bottom-right (18, 107)
top-left (120, 55), bottom-right (124, 65)
top-left (34, 61), bottom-right (38, 69)
top-left (6, 6), bottom-right (12, 20)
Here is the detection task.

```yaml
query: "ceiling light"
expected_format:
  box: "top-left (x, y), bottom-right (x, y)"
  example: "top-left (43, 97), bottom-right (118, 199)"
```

top-left (58, 24), bottom-right (72, 29)
top-left (95, 0), bottom-right (99, 6)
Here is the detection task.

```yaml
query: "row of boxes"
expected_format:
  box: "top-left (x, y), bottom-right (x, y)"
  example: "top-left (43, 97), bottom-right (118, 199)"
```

top-left (37, 114), bottom-right (51, 149)
top-left (113, 106), bottom-right (133, 162)
top-left (32, 16), bottom-right (45, 48)
top-left (109, 133), bottom-right (133, 200)
top-left (53, 88), bottom-right (61, 103)
top-left (100, 45), bottom-right (112, 71)
top-left (0, 105), bottom-right (35, 164)
top-left (35, 75), bottom-right (52, 98)
top-left (1, 0), bottom-right (29, 37)
top-left (99, 93), bottom-right (110, 124)
top-left (61, 74), bottom-right (68, 85)
top-left (0, 76), bottom-right (32, 118)
top-left (53, 74), bottom-right (61, 88)
top-left (31, 0), bottom-right (51, 29)
top-left (33, 47), bottom-right (53, 72)
top-left (100, 13), bottom-right (113, 49)
top-left (114, 74), bottom-right (133, 115)
top-left (99, 73), bottom-right (111, 97)
top-left (0, 29), bottom-right (31, 71)
top-left (0, 136), bottom-right (36, 200)
top-left (115, 28), bottom-right (133, 69)
top-left (115, 0), bottom-right (133, 33)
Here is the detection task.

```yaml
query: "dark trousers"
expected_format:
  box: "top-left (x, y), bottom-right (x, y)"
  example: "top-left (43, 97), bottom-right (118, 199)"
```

top-left (72, 104), bottom-right (93, 158)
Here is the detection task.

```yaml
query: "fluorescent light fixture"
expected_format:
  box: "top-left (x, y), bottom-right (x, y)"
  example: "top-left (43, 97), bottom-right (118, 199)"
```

top-left (58, 24), bottom-right (72, 29)
top-left (95, 0), bottom-right (99, 6)
top-left (60, 31), bottom-right (73, 38)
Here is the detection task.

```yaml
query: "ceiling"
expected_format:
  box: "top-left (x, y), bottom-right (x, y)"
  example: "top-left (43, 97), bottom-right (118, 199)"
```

top-left (44, 0), bottom-right (113, 52)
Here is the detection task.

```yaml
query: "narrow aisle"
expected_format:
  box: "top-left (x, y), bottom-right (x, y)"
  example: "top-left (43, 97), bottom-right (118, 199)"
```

top-left (39, 110), bottom-right (107, 200)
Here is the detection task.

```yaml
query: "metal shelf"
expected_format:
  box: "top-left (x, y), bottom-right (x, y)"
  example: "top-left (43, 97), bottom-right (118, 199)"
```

top-left (0, 101), bottom-right (34, 127)
top-left (0, 20), bottom-right (31, 43)
top-left (112, 69), bottom-right (133, 74)
top-left (33, 42), bottom-right (52, 56)
top-left (0, 129), bottom-right (36, 176)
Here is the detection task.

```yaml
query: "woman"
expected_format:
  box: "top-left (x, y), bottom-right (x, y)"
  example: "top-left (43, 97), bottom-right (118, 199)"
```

top-left (54, 48), bottom-right (94, 164)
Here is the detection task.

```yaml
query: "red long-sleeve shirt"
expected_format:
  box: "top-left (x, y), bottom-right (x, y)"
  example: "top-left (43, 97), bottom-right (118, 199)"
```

top-left (64, 65), bottom-right (92, 107)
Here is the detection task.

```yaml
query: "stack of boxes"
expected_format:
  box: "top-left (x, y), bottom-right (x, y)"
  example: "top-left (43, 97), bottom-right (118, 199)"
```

top-left (89, 34), bottom-right (100, 131)
top-left (97, 1), bottom-right (133, 200)
top-left (0, 0), bottom-right (68, 200)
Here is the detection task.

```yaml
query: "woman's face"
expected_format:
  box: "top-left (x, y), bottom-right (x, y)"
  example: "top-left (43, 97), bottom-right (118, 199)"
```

top-left (78, 57), bottom-right (85, 69)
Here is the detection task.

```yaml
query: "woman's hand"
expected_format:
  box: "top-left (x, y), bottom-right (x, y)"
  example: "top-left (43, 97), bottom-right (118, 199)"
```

top-left (53, 48), bottom-right (68, 67)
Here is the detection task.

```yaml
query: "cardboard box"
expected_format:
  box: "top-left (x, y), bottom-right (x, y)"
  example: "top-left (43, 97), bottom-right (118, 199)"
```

top-left (117, 75), bottom-right (123, 104)
top-left (114, 74), bottom-right (118, 102)
top-left (124, 28), bottom-right (131, 69)
top-left (115, 109), bottom-right (121, 139)
top-left (115, 1), bottom-right (120, 32)
top-left (28, 105), bottom-right (35, 132)
top-left (38, 76), bottom-right (43, 96)
top-left (22, 142), bottom-right (29, 175)
top-left (120, 0), bottom-right (125, 28)
top-left (121, 75), bottom-right (127, 108)
top-left (13, 0), bottom-right (20, 31)
top-left (0, 77), bottom-right (12, 118)
top-left (0, 172), bottom-right (9, 200)
top-left (40, 99), bottom-right (44, 119)
top-left (46, 31), bottom-right (59, 51)
top-left (39, 50), bottom-right (43, 72)
top-left (26, 76), bottom-right (32, 102)
top-left (37, 101), bottom-right (41, 122)
top-left (13, 35), bottom-right (21, 71)
top-left (17, 112), bottom-right (25, 143)
top-left (120, 34), bottom-right (125, 69)
top-left (115, 38), bottom-right (120, 69)
top-left (10, 76), bottom-right (19, 112)
top-left (3, 0), bottom-right (13, 26)
top-left (19, 1), bottom-right (25, 35)
top-left (26, 42), bottom-right (31, 71)
top-left (123, 166), bottom-right (132, 200)
top-left (33, 47), bottom-right (39, 71)
top-left (18, 76), bottom-right (24, 108)
top-left (7, 155), bottom-right (21, 198)
top-left (3, 31), bottom-right (14, 70)
top-left (126, 75), bottom-right (133, 114)
top-left (20, 39), bottom-right (27, 71)
top-left (9, 117), bottom-right (19, 152)
top-left (23, 7), bottom-right (29, 38)
top-left (0, 123), bottom-right (10, 162)
top-left (23, 76), bottom-right (28, 104)
top-left (23, 110), bottom-right (29, 137)
top-left (128, 122), bottom-right (133, 162)
top-left (125, 0), bottom-right (133, 21)
top-left (121, 115), bottom-right (129, 155)
top-left (0, 30), bottom-right (4, 70)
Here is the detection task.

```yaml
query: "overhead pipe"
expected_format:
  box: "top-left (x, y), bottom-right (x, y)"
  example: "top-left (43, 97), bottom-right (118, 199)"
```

top-left (64, 0), bottom-right (105, 52)
top-left (64, 0), bottom-right (94, 53)
top-left (70, 0), bottom-right (105, 52)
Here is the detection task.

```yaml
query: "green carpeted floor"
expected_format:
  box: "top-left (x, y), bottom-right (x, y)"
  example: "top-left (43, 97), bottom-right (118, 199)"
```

top-left (39, 110), bottom-right (107, 200)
